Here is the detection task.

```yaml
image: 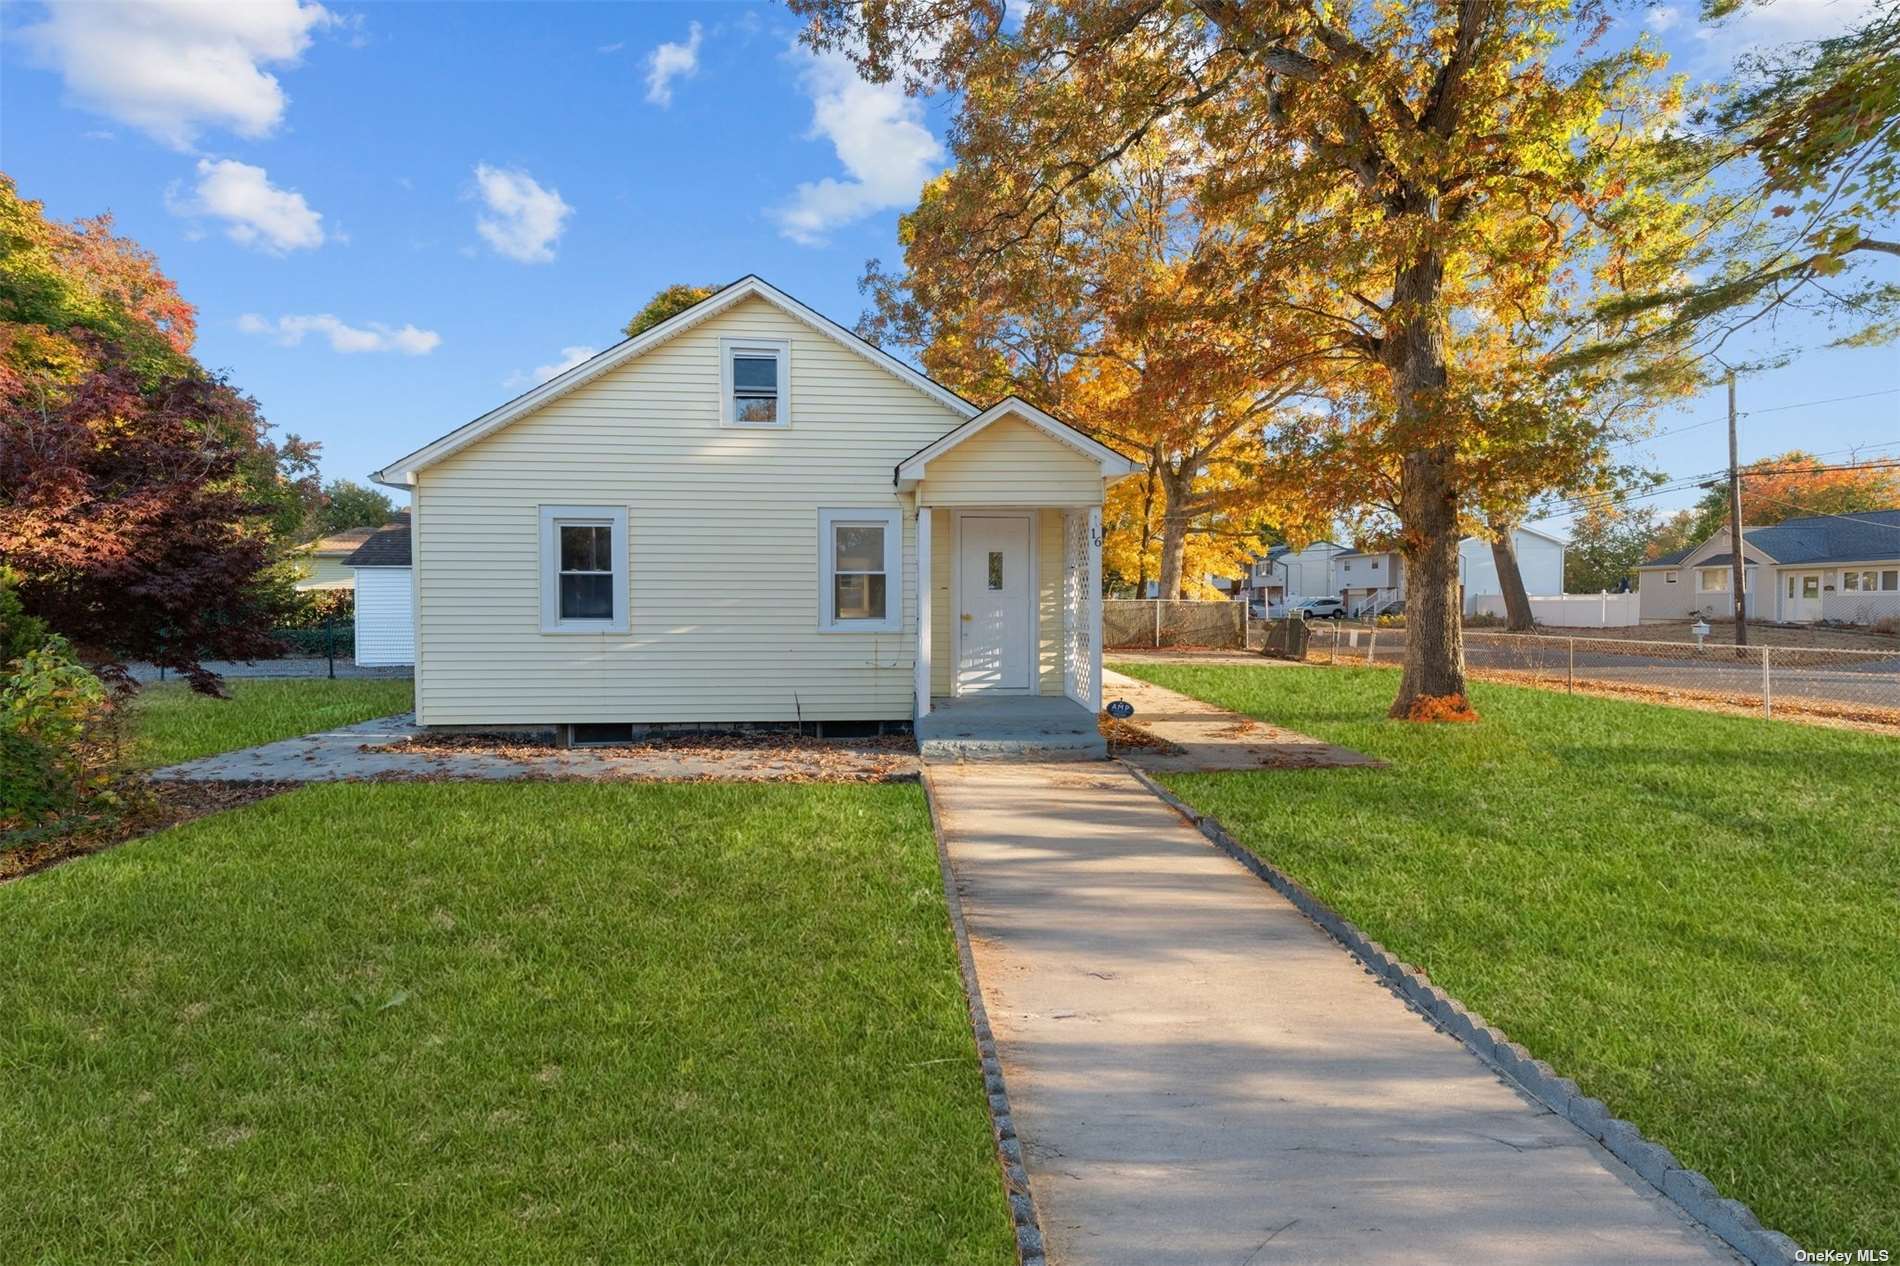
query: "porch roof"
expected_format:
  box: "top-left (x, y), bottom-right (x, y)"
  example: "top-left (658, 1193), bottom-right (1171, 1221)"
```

top-left (894, 396), bottom-right (1136, 493)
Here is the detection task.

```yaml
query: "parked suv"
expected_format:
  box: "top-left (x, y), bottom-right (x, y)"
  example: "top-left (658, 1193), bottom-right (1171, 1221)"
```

top-left (1292, 597), bottom-right (1348, 621)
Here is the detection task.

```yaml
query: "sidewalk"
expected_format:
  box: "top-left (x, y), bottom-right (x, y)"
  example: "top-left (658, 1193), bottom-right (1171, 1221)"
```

top-left (928, 761), bottom-right (1739, 1266)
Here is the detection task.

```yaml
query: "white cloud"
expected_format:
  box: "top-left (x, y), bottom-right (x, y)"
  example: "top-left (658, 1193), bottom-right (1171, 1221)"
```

top-left (644, 22), bottom-right (703, 107)
top-left (19, 0), bottom-right (335, 149)
top-left (167, 158), bottom-right (325, 253)
top-left (1729, 0), bottom-right (1877, 38)
top-left (504, 345), bottom-right (598, 390)
top-left (471, 163), bottom-right (573, 264)
top-left (239, 313), bottom-right (441, 355)
top-left (1644, 5), bottom-right (1682, 31)
top-left (598, 41), bottom-right (625, 54)
top-left (770, 48), bottom-right (944, 247)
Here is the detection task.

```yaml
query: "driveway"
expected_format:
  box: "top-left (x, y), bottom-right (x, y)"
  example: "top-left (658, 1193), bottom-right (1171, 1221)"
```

top-left (929, 761), bottom-right (1741, 1265)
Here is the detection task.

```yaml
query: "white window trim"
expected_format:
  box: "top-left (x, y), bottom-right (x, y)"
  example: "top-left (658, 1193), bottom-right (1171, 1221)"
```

top-left (539, 505), bottom-right (629, 634)
top-left (818, 508), bottom-right (902, 634)
top-left (1696, 567), bottom-right (1729, 593)
top-left (719, 336), bottom-right (791, 428)
top-left (1665, 570), bottom-right (1677, 583)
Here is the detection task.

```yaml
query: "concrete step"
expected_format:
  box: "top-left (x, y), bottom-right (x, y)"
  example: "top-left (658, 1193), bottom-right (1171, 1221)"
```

top-left (921, 733), bottom-right (1108, 763)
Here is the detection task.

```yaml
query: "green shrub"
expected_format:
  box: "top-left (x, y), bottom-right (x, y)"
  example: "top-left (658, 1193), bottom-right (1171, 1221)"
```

top-left (1, 639), bottom-right (109, 826)
top-left (271, 625), bottom-right (355, 658)
top-left (278, 587), bottom-right (354, 630)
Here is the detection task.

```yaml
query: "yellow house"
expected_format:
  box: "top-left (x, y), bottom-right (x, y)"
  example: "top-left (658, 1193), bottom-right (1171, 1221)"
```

top-left (293, 526), bottom-right (377, 591)
top-left (371, 276), bottom-right (1135, 748)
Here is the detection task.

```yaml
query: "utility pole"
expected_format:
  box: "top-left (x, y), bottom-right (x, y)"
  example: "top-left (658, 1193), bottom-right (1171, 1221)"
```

top-left (1727, 369), bottom-right (1748, 647)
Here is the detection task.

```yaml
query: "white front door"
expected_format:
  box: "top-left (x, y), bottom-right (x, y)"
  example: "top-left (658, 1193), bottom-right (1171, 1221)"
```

top-left (1785, 571), bottom-right (1825, 622)
top-left (957, 514), bottom-right (1032, 692)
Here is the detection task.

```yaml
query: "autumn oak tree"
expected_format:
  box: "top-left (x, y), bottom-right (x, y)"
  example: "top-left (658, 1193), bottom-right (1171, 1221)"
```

top-left (792, 0), bottom-right (1698, 715)
top-left (859, 149), bottom-right (1333, 599)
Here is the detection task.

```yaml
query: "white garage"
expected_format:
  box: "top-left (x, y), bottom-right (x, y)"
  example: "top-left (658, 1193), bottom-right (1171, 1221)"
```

top-left (343, 512), bottom-right (414, 667)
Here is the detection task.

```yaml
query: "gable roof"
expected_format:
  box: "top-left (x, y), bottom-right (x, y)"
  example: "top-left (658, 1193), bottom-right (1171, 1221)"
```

top-left (1638, 510), bottom-right (1900, 568)
top-left (300, 524), bottom-right (378, 557)
top-left (370, 276), bottom-right (981, 489)
top-left (343, 511), bottom-right (412, 568)
top-left (893, 397), bottom-right (1137, 488)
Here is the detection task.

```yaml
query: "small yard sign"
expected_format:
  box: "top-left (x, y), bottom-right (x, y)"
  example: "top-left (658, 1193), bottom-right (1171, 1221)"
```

top-left (1106, 699), bottom-right (1135, 719)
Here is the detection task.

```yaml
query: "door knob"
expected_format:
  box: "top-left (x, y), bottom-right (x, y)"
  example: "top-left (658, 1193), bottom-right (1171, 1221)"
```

top-left (961, 613), bottom-right (973, 621)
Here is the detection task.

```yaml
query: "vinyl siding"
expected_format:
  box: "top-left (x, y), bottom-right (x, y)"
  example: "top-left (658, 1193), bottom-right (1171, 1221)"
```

top-left (917, 415), bottom-right (1105, 507)
top-left (930, 508), bottom-right (953, 697)
top-left (352, 567), bottom-right (415, 666)
top-left (412, 296), bottom-right (967, 726)
top-left (1037, 508), bottom-right (1062, 694)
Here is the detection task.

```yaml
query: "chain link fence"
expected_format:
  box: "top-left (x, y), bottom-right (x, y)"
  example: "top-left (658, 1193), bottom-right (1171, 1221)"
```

top-left (1104, 600), bottom-right (1249, 649)
top-left (1301, 625), bottom-right (1900, 726)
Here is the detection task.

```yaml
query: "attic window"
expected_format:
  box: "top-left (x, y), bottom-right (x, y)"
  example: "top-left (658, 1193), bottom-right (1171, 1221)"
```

top-left (720, 337), bottom-right (789, 428)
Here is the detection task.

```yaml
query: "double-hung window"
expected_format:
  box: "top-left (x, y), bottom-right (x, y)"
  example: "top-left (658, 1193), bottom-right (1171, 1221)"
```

top-left (539, 506), bottom-right (629, 633)
top-left (720, 337), bottom-right (790, 427)
top-left (1844, 568), bottom-right (1898, 592)
top-left (1696, 568), bottom-right (1728, 593)
top-left (818, 508), bottom-right (901, 633)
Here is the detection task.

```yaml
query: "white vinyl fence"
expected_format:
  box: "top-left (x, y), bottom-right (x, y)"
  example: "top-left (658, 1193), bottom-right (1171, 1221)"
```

top-left (1470, 592), bottom-right (1640, 628)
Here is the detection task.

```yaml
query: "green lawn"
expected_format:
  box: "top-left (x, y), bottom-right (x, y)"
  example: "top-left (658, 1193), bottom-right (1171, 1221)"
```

top-left (0, 782), bottom-right (1014, 1265)
top-left (1117, 662), bottom-right (1898, 1252)
top-left (127, 677), bottom-right (414, 768)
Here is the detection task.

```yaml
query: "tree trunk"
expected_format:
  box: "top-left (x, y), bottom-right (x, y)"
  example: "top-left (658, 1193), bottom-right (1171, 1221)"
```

top-left (1383, 247), bottom-right (1473, 720)
top-left (1156, 465), bottom-right (1193, 600)
top-left (1488, 521), bottom-right (1535, 631)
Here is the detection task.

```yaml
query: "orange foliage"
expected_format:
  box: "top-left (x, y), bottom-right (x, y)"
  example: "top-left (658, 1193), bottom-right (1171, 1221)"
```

top-left (1392, 693), bottom-right (1481, 723)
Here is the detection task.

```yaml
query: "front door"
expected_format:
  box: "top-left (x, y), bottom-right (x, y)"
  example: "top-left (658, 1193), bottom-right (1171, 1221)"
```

top-left (957, 514), bottom-right (1032, 692)
top-left (1785, 571), bottom-right (1824, 622)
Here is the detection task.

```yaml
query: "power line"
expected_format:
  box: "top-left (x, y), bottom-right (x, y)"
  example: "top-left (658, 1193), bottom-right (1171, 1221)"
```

top-left (1739, 492), bottom-right (1900, 535)
top-left (1612, 386), bottom-right (1900, 451)
top-left (1534, 456), bottom-right (1900, 520)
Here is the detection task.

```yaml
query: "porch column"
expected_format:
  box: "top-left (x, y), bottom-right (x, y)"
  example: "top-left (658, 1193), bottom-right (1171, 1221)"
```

top-left (1088, 505), bottom-right (1103, 711)
top-left (915, 505), bottom-right (932, 719)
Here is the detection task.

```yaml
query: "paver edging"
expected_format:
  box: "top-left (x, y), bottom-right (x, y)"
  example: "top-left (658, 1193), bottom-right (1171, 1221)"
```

top-left (1119, 762), bottom-right (1803, 1266)
top-left (919, 768), bottom-right (1049, 1266)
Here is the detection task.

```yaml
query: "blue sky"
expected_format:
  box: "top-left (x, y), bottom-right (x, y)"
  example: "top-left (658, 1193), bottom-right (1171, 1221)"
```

top-left (3, 0), bottom-right (1893, 529)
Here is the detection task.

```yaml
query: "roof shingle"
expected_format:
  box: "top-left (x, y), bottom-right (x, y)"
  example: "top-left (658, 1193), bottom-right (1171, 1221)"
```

top-left (342, 511), bottom-right (411, 568)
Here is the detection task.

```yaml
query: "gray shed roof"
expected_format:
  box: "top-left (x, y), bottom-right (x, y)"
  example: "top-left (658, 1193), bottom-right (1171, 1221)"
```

top-left (342, 511), bottom-right (411, 568)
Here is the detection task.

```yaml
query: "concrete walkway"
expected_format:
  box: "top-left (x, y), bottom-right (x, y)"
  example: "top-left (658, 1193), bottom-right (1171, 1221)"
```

top-left (929, 762), bottom-right (1738, 1266)
top-left (150, 714), bottom-right (917, 783)
top-left (1102, 669), bottom-right (1376, 773)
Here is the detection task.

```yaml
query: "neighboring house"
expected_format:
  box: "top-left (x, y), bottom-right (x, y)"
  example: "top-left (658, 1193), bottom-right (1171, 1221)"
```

top-left (1635, 511), bottom-right (1900, 624)
top-left (1332, 547), bottom-right (1405, 617)
top-left (1457, 526), bottom-right (1568, 614)
top-left (343, 511), bottom-right (414, 667)
top-left (293, 525), bottom-right (377, 591)
top-left (1324, 526), bottom-right (1568, 618)
top-left (1251, 541), bottom-right (1347, 609)
top-left (369, 276), bottom-right (1136, 736)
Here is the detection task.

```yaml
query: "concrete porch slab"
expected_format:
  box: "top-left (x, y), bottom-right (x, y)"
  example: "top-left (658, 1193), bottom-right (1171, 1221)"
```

top-left (918, 694), bottom-right (1106, 762)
